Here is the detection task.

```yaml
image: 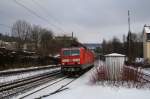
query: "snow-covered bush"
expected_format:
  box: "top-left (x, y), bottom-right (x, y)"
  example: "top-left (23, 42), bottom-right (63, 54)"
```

top-left (90, 62), bottom-right (150, 89)
top-left (90, 66), bottom-right (107, 84)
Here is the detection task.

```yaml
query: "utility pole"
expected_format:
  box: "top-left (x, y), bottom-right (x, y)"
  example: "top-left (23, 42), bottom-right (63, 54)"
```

top-left (127, 10), bottom-right (132, 64)
top-left (72, 32), bottom-right (74, 40)
top-left (128, 10), bottom-right (131, 34)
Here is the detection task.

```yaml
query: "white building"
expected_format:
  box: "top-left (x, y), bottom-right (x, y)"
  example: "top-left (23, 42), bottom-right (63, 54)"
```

top-left (143, 25), bottom-right (150, 63)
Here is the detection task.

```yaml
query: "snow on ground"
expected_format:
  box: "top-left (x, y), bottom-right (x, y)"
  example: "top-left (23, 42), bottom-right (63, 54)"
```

top-left (0, 67), bottom-right (60, 83)
top-left (143, 68), bottom-right (150, 75)
top-left (15, 60), bottom-right (150, 99)
top-left (46, 67), bottom-right (150, 99)
top-left (47, 85), bottom-right (150, 99)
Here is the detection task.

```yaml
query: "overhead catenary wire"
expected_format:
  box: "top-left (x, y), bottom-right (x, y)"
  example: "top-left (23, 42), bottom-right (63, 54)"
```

top-left (31, 0), bottom-right (63, 25)
top-left (13, 0), bottom-right (65, 33)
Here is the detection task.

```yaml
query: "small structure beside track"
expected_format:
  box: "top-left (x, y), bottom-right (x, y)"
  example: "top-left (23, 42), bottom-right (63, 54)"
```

top-left (105, 53), bottom-right (126, 80)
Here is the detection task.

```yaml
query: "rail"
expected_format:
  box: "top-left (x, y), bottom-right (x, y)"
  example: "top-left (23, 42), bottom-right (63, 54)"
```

top-left (19, 70), bottom-right (86, 99)
top-left (0, 70), bottom-right (62, 99)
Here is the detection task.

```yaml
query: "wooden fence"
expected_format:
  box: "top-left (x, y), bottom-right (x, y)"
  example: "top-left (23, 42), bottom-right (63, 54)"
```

top-left (123, 66), bottom-right (150, 83)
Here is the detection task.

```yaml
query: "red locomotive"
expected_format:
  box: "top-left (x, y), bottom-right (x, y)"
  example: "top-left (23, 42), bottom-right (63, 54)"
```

top-left (61, 47), bottom-right (94, 73)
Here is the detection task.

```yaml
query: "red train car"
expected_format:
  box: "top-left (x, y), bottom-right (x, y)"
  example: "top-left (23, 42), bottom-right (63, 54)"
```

top-left (61, 47), bottom-right (94, 73)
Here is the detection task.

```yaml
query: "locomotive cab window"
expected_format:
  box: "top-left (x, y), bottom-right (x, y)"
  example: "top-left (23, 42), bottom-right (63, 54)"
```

top-left (63, 50), bottom-right (80, 56)
top-left (63, 50), bottom-right (71, 56)
top-left (71, 50), bottom-right (80, 56)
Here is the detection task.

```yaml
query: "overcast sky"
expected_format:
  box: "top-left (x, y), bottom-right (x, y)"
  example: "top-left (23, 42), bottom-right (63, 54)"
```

top-left (0, 0), bottom-right (150, 43)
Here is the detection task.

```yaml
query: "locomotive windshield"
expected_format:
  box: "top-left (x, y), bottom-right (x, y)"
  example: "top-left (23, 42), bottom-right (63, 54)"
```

top-left (63, 50), bottom-right (80, 56)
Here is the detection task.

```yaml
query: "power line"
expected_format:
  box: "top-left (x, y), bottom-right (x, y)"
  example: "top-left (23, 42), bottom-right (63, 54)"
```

top-left (31, 0), bottom-right (63, 25)
top-left (13, 0), bottom-right (65, 33)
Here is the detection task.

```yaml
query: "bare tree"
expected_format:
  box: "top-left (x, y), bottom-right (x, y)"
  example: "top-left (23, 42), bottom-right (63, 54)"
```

top-left (31, 25), bottom-right (42, 51)
top-left (39, 29), bottom-right (54, 56)
top-left (11, 20), bottom-right (32, 50)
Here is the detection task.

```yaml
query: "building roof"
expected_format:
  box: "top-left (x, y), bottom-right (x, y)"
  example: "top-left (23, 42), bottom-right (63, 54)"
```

top-left (144, 26), bottom-right (150, 33)
top-left (105, 53), bottom-right (125, 57)
top-left (83, 43), bottom-right (101, 49)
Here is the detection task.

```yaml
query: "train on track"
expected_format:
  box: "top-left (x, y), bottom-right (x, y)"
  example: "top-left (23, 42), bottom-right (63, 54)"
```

top-left (60, 47), bottom-right (94, 74)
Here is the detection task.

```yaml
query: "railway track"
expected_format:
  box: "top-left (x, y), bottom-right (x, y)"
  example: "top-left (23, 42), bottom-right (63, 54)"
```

top-left (0, 70), bottom-right (63, 99)
top-left (19, 77), bottom-right (68, 99)
top-left (19, 75), bottom-right (82, 99)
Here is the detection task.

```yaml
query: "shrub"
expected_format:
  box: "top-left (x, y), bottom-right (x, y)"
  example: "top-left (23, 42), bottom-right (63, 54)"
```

top-left (90, 63), bottom-right (150, 89)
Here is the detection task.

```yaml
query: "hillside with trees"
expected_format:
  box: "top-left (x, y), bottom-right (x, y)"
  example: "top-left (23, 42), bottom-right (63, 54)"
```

top-left (0, 20), bottom-right (78, 70)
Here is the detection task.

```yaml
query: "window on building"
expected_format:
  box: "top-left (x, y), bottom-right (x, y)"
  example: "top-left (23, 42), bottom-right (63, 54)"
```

top-left (147, 33), bottom-right (150, 41)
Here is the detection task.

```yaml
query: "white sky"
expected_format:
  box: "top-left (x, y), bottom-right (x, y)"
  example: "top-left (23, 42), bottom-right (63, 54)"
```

top-left (0, 0), bottom-right (150, 43)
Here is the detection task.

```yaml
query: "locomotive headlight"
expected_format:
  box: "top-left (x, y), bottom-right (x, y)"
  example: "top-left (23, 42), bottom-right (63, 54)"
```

top-left (62, 59), bottom-right (69, 62)
top-left (73, 58), bottom-right (80, 62)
